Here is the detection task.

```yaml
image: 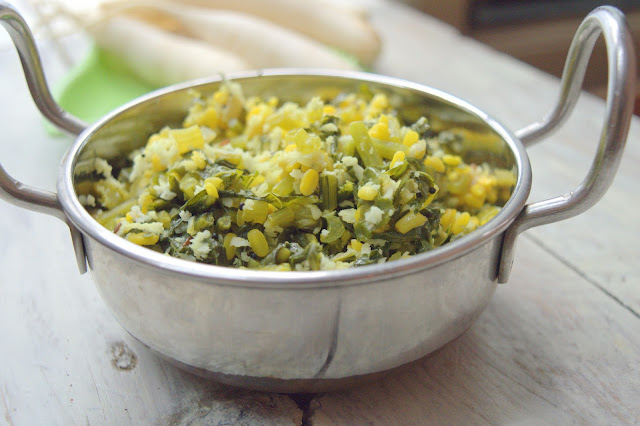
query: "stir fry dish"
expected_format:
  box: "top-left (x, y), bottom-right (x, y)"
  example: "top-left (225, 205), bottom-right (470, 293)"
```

top-left (78, 82), bottom-right (516, 270)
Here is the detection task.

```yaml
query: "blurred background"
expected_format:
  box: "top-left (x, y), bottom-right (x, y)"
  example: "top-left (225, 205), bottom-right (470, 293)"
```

top-left (2, 0), bottom-right (639, 116)
top-left (400, 0), bottom-right (640, 113)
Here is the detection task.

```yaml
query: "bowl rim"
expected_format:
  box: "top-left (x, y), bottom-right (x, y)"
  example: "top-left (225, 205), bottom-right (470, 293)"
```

top-left (58, 69), bottom-right (532, 289)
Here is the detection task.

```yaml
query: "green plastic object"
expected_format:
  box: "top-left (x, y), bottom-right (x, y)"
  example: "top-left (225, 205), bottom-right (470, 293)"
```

top-left (52, 45), bottom-right (156, 131)
top-left (51, 45), bottom-right (363, 135)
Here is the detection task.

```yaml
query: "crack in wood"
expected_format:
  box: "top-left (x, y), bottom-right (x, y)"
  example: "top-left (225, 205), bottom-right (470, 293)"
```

top-left (523, 233), bottom-right (640, 320)
top-left (2, 386), bottom-right (14, 426)
top-left (289, 393), bottom-right (317, 426)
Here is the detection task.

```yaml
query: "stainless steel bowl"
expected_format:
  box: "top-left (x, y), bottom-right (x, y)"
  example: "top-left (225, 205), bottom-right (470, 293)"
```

top-left (0, 2), bottom-right (635, 392)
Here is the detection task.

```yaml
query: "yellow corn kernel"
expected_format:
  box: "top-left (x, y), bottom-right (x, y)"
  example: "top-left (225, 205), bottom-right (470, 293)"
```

top-left (470, 183), bottom-right (486, 198)
top-left (477, 205), bottom-right (501, 225)
top-left (477, 175), bottom-right (497, 187)
top-left (199, 106), bottom-right (218, 128)
top-left (495, 169), bottom-right (516, 187)
top-left (424, 156), bottom-right (445, 173)
top-left (223, 233), bottom-right (237, 260)
top-left (463, 192), bottom-right (485, 210)
top-left (447, 170), bottom-right (471, 194)
top-left (440, 208), bottom-right (457, 230)
top-left (340, 107), bottom-right (363, 124)
top-left (390, 151), bottom-right (406, 169)
top-left (204, 178), bottom-right (219, 199)
top-left (350, 239), bottom-right (363, 252)
top-left (213, 90), bottom-right (228, 105)
top-left (371, 94), bottom-right (389, 110)
top-left (451, 212), bottom-right (471, 234)
top-left (442, 154), bottom-right (462, 167)
top-left (368, 122), bottom-right (390, 140)
top-left (357, 185), bottom-right (379, 201)
top-left (486, 187), bottom-right (498, 204)
top-left (395, 211), bottom-right (427, 234)
top-left (402, 130), bottom-right (419, 146)
top-left (125, 233), bottom-right (159, 246)
top-left (247, 229), bottom-right (270, 257)
top-left (247, 105), bottom-right (263, 120)
top-left (408, 140), bottom-right (426, 159)
top-left (323, 105), bottom-right (337, 115)
top-left (300, 169), bottom-right (319, 196)
top-left (184, 105), bottom-right (218, 129)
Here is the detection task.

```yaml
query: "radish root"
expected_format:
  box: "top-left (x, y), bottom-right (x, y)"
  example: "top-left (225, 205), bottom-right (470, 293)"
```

top-left (20, 0), bottom-right (381, 87)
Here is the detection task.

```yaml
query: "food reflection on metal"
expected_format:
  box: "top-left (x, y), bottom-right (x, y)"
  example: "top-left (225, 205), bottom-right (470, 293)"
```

top-left (78, 82), bottom-right (517, 271)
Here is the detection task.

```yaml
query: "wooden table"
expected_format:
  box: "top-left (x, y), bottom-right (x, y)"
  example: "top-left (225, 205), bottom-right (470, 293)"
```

top-left (1, 1), bottom-right (638, 424)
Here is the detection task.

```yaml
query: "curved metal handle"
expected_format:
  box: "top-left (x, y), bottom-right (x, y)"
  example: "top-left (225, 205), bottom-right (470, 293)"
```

top-left (498, 6), bottom-right (636, 283)
top-left (0, 1), bottom-right (86, 217)
top-left (0, 1), bottom-right (88, 272)
top-left (0, 1), bottom-right (87, 134)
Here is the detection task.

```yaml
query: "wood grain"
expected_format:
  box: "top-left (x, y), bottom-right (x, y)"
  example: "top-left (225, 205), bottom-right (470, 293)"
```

top-left (0, 31), bottom-right (304, 425)
top-left (0, 1), bottom-right (638, 424)
top-left (308, 238), bottom-right (640, 424)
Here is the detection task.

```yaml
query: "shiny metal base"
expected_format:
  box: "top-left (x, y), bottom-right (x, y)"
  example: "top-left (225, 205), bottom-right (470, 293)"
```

top-left (151, 347), bottom-right (401, 393)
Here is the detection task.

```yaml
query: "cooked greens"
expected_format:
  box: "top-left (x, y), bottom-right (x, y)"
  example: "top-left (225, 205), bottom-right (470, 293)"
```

top-left (78, 82), bottom-right (515, 271)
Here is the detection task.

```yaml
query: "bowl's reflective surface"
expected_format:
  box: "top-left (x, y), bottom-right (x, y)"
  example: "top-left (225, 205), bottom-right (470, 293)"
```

top-left (59, 71), bottom-right (531, 391)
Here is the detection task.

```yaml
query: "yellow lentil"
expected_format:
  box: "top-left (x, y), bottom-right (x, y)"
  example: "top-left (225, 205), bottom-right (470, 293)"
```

top-left (357, 185), bottom-right (379, 201)
top-left (300, 169), bottom-right (319, 196)
top-left (247, 229), bottom-right (270, 257)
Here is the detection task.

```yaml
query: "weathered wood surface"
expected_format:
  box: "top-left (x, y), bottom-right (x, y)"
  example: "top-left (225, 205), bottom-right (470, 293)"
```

top-left (1, 0), bottom-right (639, 424)
top-left (310, 238), bottom-right (640, 424)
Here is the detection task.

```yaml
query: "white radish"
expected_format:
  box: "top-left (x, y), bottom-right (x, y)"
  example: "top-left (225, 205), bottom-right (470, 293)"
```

top-left (105, 0), bottom-right (381, 66)
top-left (109, 4), bottom-right (361, 71)
top-left (90, 16), bottom-right (250, 87)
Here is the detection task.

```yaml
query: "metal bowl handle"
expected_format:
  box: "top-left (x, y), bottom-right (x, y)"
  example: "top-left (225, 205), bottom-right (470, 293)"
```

top-left (0, 1), bottom-right (88, 272)
top-left (498, 6), bottom-right (636, 283)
